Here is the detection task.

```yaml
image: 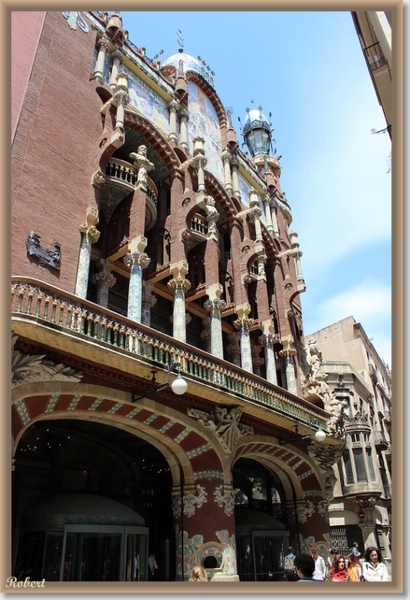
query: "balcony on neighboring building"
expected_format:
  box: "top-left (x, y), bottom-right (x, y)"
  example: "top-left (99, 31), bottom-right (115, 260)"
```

top-left (363, 41), bottom-right (388, 71)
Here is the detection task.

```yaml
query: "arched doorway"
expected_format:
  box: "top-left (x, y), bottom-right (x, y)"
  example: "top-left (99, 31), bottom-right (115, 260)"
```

top-left (233, 458), bottom-right (290, 581)
top-left (12, 419), bottom-right (174, 581)
top-left (14, 493), bottom-right (148, 581)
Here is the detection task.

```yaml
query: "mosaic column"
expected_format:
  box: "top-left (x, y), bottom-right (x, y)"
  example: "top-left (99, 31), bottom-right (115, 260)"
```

top-left (168, 99), bottom-right (179, 143)
top-left (200, 316), bottom-right (212, 353)
top-left (248, 190), bottom-right (263, 241)
top-left (172, 473), bottom-right (238, 582)
top-left (192, 138), bottom-right (207, 192)
top-left (112, 72), bottom-right (129, 130)
top-left (233, 306), bottom-right (254, 373)
top-left (226, 336), bottom-right (241, 367)
top-left (289, 232), bottom-right (305, 282)
top-left (179, 108), bottom-right (189, 152)
top-left (92, 35), bottom-right (110, 80)
top-left (203, 298), bottom-right (226, 359)
top-left (92, 263), bottom-right (116, 308)
top-left (279, 337), bottom-right (297, 395)
top-left (259, 333), bottom-right (278, 385)
top-left (167, 264), bottom-right (191, 343)
top-left (231, 157), bottom-right (240, 197)
top-left (75, 208), bottom-right (100, 299)
top-left (251, 345), bottom-right (264, 377)
top-left (221, 150), bottom-right (233, 192)
top-left (123, 252), bottom-right (151, 323)
top-left (263, 194), bottom-right (274, 233)
top-left (270, 199), bottom-right (279, 236)
top-left (109, 49), bottom-right (123, 89)
top-left (141, 283), bottom-right (157, 326)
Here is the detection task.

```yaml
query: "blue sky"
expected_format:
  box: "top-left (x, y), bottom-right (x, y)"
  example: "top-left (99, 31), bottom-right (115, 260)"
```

top-left (121, 10), bottom-right (392, 367)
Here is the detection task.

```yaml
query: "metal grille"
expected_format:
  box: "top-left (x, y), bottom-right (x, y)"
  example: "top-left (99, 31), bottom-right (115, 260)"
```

top-left (330, 525), bottom-right (364, 556)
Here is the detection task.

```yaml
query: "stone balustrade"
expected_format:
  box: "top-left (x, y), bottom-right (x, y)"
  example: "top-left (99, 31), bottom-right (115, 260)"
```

top-left (105, 158), bottom-right (158, 206)
top-left (11, 277), bottom-right (327, 430)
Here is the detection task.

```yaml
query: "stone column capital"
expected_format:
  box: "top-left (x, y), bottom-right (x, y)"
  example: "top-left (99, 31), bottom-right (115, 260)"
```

top-left (167, 277), bottom-right (191, 294)
top-left (79, 223), bottom-right (100, 245)
top-left (97, 36), bottom-right (111, 50)
top-left (110, 48), bottom-right (123, 62)
top-left (142, 293), bottom-right (157, 308)
top-left (123, 251), bottom-right (151, 270)
top-left (204, 298), bottom-right (226, 314)
top-left (92, 271), bottom-right (117, 288)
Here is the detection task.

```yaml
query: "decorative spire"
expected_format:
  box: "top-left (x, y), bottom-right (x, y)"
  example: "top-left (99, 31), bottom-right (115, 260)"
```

top-left (177, 29), bottom-right (184, 53)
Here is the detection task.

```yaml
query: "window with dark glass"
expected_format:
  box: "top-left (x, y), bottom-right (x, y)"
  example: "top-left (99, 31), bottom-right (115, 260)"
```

top-left (353, 448), bottom-right (367, 482)
top-left (366, 448), bottom-right (377, 481)
top-left (342, 450), bottom-right (354, 484)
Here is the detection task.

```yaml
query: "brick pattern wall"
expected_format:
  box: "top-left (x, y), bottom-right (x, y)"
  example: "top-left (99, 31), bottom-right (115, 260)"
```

top-left (12, 11), bottom-right (102, 292)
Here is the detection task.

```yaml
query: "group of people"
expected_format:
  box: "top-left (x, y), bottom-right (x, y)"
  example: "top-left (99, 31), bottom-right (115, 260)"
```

top-left (284, 543), bottom-right (390, 582)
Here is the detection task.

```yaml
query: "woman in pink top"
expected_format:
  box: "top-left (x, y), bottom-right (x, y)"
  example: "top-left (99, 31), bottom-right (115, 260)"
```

top-left (331, 554), bottom-right (349, 582)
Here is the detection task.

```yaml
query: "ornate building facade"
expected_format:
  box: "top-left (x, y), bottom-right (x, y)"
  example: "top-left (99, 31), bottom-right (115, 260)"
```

top-left (307, 317), bottom-right (392, 574)
top-left (11, 11), bottom-right (366, 584)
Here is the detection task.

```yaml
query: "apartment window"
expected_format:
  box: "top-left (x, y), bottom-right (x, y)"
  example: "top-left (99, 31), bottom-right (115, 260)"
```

top-left (366, 448), bottom-right (377, 481)
top-left (353, 448), bottom-right (367, 482)
top-left (343, 451), bottom-right (354, 484)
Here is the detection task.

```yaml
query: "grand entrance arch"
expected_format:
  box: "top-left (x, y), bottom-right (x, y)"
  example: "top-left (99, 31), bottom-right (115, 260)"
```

top-left (12, 418), bottom-right (175, 581)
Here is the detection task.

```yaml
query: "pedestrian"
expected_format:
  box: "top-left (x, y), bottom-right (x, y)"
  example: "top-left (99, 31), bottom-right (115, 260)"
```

top-left (362, 547), bottom-right (390, 581)
top-left (330, 554), bottom-right (349, 582)
top-left (311, 548), bottom-right (326, 581)
top-left (189, 564), bottom-right (208, 582)
top-left (148, 553), bottom-right (158, 580)
top-left (326, 547), bottom-right (337, 579)
top-left (346, 552), bottom-right (362, 582)
top-left (349, 541), bottom-right (361, 558)
top-left (133, 551), bottom-right (140, 581)
top-left (284, 546), bottom-right (298, 581)
top-left (293, 553), bottom-right (323, 582)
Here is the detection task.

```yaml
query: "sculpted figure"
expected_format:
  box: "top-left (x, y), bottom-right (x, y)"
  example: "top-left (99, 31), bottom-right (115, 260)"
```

top-left (303, 338), bottom-right (322, 379)
top-left (205, 195), bottom-right (219, 238)
top-left (130, 145), bottom-right (154, 184)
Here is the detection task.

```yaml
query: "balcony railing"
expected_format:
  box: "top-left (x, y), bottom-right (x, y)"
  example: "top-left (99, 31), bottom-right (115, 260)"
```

top-left (363, 42), bottom-right (388, 72)
top-left (190, 214), bottom-right (208, 236)
top-left (11, 277), bottom-right (328, 430)
top-left (105, 158), bottom-right (158, 207)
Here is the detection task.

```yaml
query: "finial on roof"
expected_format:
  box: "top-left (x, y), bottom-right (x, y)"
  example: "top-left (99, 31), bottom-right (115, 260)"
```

top-left (177, 29), bottom-right (184, 53)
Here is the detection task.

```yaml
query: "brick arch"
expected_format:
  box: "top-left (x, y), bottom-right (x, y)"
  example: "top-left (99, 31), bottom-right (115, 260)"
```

top-left (11, 382), bottom-right (226, 488)
top-left (232, 436), bottom-right (325, 502)
top-left (124, 110), bottom-right (180, 177)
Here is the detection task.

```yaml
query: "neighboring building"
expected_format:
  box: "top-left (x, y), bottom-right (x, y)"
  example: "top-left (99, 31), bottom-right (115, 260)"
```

top-left (11, 11), bottom-right (368, 584)
top-left (351, 11), bottom-right (392, 136)
top-left (306, 317), bottom-right (392, 571)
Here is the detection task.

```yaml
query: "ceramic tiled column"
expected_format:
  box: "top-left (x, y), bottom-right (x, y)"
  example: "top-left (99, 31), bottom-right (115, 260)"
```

top-left (167, 262), bottom-right (191, 343)
top-left (123, 252), bottom-right (151, 323)
top-left (234, 305), bottom-right (253, 373)
top-left (75, 207), bottom-right (100, 299)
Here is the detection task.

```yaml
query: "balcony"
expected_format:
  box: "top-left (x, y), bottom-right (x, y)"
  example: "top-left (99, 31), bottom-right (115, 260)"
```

top-left (363, 42), bottom-right (388, 72)
top-left (11, 278), bottom-right (329, 436)
top-left (103, 158), bottom-right (158, 230)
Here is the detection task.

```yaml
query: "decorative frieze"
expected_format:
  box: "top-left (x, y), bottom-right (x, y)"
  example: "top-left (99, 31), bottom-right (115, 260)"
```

top-left (187, 405), bottom-right (253, 455)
